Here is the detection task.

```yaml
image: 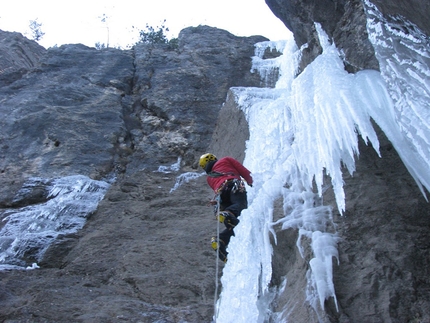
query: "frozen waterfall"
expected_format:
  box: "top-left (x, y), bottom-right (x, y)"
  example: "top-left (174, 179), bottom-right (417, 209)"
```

top-left (0, 175), bottom-right (110, 270)
top-left (214, 3), bottom-right (430, 322)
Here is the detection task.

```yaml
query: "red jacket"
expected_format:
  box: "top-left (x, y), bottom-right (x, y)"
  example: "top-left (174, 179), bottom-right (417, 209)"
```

top-left (207, 156), bottom-right (253, 192)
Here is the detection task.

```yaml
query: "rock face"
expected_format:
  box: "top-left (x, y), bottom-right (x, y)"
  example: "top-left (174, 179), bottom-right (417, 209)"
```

top-left (265, 0), bottom-right (380, 73)
top-left (0, 43), bottom-right (135, 205)
top-left (263, 0), bottom-right (430, 322)
top-left (371, 0), bottom-right (430, 36)
top-left (0, 26), bottom-right (265, 207)
top-left (0, 27), bottom-right (266, 322)
top-left (0, 0), bottom-right (430, 321)
top-left (328, 128), bottom-right (430, 323)
top-left (265, 0), bottom-right (429, 74)
top-left (0, 30), bottom-right (46, 87)
top-left (129, 26), bottom-right (265, 170)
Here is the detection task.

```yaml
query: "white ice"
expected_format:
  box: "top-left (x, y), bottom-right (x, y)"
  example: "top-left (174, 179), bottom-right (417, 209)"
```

top-left (215, 3), bottom-right (430, 322)
top-left (156, 157), bottom-right (182, 173)
top-left (169, 171), bottom-right (205, 193)
top-left (155, 157), bottom-right (206, 193)
top-left (0, 175), bottom-right (110, 270)
top-left (364, 0), bottom-right (430, 197)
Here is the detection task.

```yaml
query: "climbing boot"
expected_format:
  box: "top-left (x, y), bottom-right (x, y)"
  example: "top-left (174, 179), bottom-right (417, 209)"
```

top-left (211, 237), bottom-right (228, 263)
top-left (217, 211), bottom-right (239, 230)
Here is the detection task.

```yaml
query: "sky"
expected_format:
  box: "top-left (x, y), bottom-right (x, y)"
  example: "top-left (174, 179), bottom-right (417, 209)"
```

top-left (0, 0), bottom-right (291, 49)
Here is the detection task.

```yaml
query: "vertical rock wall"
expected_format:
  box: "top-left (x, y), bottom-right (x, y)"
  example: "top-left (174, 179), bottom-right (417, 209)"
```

top-left (0, 27), bottom-right (267, 322)
top-left (265, 0), bottom-right (379, 72)
top-left (263, 0), bottom-right (430, 321)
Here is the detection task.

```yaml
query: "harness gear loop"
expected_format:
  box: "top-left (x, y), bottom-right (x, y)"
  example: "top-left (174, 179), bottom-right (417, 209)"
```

top-left (216, 178), bottom-right (246, 194)
top-left (231, 179), bottom-right (246, 193)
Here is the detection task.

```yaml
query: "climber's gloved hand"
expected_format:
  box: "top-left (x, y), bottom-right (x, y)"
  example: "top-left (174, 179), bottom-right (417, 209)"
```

top-left (207, 199), bottom-right (217, 206)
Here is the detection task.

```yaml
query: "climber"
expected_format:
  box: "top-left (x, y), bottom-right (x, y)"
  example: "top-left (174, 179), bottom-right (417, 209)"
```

top-left (199, 153), bottom-right (253, 262)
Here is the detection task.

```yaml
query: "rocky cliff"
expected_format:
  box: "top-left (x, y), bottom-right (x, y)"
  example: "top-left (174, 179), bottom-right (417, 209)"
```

top-left (263, 0), bottom-right (430, 322)
top-left (0, 0), bottom-right (429, 322)
top-left (0, 27), bottom-right (267, 322)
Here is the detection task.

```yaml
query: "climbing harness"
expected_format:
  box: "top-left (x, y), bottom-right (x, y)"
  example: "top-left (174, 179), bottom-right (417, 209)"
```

top-left (216, 178), bottom-right (246, 194)
top-left (231, 179), bottom-right (246, 194)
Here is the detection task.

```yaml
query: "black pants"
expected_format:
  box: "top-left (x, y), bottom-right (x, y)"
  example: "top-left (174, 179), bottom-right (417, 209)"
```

top-left (219, 181), bottom-right (248, 217)
top-left (219, 185), bottom-right (248, 246)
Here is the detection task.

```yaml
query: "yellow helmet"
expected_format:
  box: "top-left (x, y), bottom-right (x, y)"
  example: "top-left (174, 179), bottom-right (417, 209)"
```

top-left (199, 153), bottom-right (217, 169)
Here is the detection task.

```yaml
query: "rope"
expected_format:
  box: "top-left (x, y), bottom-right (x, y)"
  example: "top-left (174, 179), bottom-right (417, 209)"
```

top-left (213, 194), bottom-right (221, 321)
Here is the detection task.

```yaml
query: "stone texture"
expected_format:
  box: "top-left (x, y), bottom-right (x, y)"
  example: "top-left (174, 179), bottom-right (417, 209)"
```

top-left (128, 26), bottom-right (265, 170)
top-left (0, 43), bottom-right (134, 206)
top-left (326, 127), bottom-right (430, 323)
top-left (0, 30), bottom-right (46, 87)
top-left (371, 0), bottom-right (430, 36)
top-left (0, 0), bottom-right (430, 321)
top-left (0, 170), bottom-right (218, 322)
top-left (0, 27), bottom-right (266, 322)
top-left (208, 89), bottom-right (250, 162)
top-left (262, 0), bottom-right (430, 321)
top-left (265, 0), bottom-right (378, 73)
top-left (265, 0), bottom-right (430, 73)
top-left (0, 27), bottom-right (266, 207)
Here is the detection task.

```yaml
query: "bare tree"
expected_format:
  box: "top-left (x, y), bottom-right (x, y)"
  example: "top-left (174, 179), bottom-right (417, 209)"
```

top-left (99, 13), bottom-right (110, 48)
top-left (29, 19), bottom-right (45, 41)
